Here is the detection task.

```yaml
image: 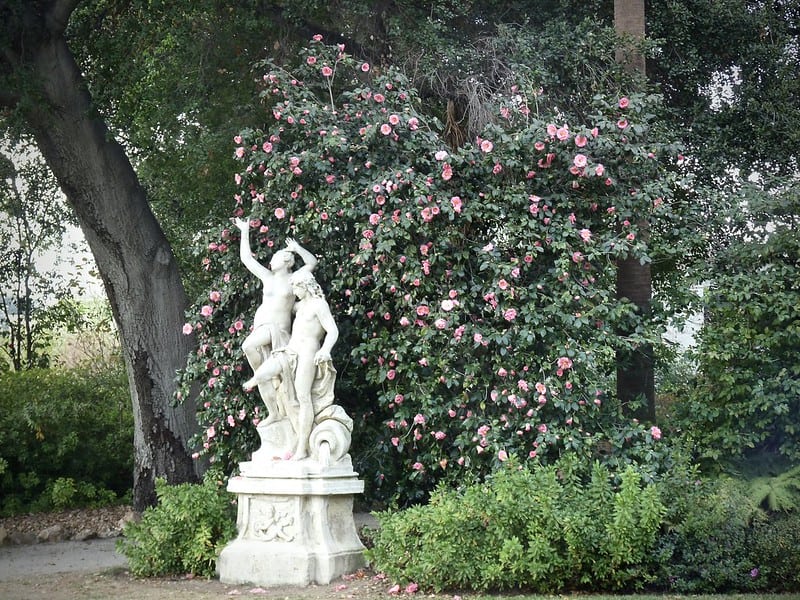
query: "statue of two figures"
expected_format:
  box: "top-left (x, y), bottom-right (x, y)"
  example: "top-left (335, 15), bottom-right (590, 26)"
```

top-left (234, 218), bottom-right (354, 474)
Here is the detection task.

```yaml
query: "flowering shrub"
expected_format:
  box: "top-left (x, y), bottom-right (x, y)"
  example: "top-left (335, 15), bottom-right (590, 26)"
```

top-left (178, 38), bottom-right (679, 503)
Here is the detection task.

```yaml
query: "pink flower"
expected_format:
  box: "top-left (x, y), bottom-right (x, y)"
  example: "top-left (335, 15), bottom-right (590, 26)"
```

top-left (619, 97), bottom-right (630, 109)
top-left (405, 582), bottom-right (419, 594)
top-left (434, 431), bottom-right (446, 440)
top-left (408, 117), bottom-right (419, 130)
top-left (498, 367), bottom-right (508, 377)
top-left (480, 139), bottom-right (494, 153)
top-left (412, 462), bottom-right (424, 471)
top-left (361, 62), bottom-right (370, 72)
top-left (386, 369), bottom-right (396, 380)
top-left (498, 450), bottom-right (508, 462)
top-left (650, 425), bottom-right (662, 440)
top-left (373, 93), bottom-right (385, 103)
top-left (321, 65), bottom-right (333, 77)
top-left (416, 305), bottom-right (430, 317)
top-left (274, 207), bottom-right (286, 219)
top-left (450, 196), bottom-right (462, 213)
top-left (441, 299), bottom-right (455, 311)
top-left (557, 356), bottom-right (573, 370)
top-left (503, 308), bottom-right (517, 322)
top-left (380, 123), bottom-right (392, 135)
top-left (209, 290), bottom-right (222, 302)
top-left (546, 123), bottom-right (558, 137)
top-left (413, 413), bottom-right (426, 425)
top-left (182, 323), bottom-right (193, 335)
top-left (306, 56), bottom-right (317, 65)
top-left (388, 584), bottom-right (401, 595)
top-left (200, 305), bottom-right (213, 317)
top-left (573, 153), bottom-right (588, 168)
top-left (537, 424), bottom-right (547, 434)
top-left (579, 228), bottom-right (592, 242)
top-left (574, 134), bottom-right (588, 147)
top-left (234, 320), bottom-right (244, 331)
top-left (434, 150), bottom-right (449, 161)
top-left (442, 163), bottom-right (453, 180)
top-left (492, 163), bottom-right (503, 174)
top-left (389, 114), bottom-right (400, 125)
top-left (556, 126), bottom-right (570, 141)
top-left (617, 118), bottom-right (628, 129)
top-left (312, 34), bottom-right (323, 41)
top-left (391, 437), bottom-right (399, 447)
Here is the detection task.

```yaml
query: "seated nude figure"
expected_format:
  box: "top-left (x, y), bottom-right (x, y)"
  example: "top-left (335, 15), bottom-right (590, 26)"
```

top-left (243, 270), bottom-right (339, 460)
top-left (234, 218), bottom-right (317, 425)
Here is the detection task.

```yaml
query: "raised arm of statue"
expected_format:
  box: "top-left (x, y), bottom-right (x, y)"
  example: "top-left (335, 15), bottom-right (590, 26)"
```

top-left (234, 217), bottom-right (271, 281)
top-left (285, 238), bottom-right (318, 274)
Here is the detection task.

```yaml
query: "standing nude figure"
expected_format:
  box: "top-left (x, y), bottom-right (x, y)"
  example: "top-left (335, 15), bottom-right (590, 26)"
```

top-left (243, 270), bottom-right (339, 460)
top-left (234, 217), bottom-right (317, 425)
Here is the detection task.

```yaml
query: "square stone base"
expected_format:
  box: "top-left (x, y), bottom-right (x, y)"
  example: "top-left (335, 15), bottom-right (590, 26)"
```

top-left (217, 473), bottom-right (366, 587)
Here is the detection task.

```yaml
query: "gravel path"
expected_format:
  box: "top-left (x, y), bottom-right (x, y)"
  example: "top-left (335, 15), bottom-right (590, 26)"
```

top-left (0, 537), bottom-right (127, 581)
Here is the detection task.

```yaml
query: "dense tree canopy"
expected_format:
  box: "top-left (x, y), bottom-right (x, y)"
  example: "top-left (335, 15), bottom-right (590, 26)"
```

top-left (1, 0), bottom-right (798, 506)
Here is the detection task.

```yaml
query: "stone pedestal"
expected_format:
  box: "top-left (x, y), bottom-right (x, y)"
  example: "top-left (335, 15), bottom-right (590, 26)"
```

top-left (217, 467), bottom-right (365, 587)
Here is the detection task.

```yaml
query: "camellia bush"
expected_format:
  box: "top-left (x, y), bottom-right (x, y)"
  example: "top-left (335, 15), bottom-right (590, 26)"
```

top-left (178, 37), bottom-right (680, 504)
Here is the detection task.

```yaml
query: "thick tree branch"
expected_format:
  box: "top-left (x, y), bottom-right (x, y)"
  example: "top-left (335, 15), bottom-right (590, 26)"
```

top-left (45, 0), bottom-right (81, 35)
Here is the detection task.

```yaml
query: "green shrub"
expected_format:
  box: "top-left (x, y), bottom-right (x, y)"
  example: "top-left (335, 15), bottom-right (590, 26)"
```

top-left (47, 477), bottom-right (119, 510)
top-left (0, 363), bottom-right (132, 515)
top-left (117, 474), bottom-right (236, 577)
top-left (366, 459), bottom-right (665, 592)
top-left (656, 475), bottom-right (761, 593)
top-left (749, 511), bottom-right (800, 591)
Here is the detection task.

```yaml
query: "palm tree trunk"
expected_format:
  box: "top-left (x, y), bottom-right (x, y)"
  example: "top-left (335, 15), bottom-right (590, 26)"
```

top-left (614, 0), bottom-right (656, 422)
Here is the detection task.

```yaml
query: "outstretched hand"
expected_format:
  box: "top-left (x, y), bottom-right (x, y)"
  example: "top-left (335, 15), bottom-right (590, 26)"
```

top-left (233, 217), bottom-right (250, 232)
top-left (285, 237), bottom-right (300, 252)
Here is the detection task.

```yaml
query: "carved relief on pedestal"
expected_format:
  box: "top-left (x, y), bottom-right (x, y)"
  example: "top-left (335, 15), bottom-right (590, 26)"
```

top-left (250, 500), bottom-right (296, 542)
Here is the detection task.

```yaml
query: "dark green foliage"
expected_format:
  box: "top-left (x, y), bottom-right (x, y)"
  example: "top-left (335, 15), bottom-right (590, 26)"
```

top-left (655, 469), bottom-right (800, 593)
top-left (116, 474), bottom-right (236, 578)
top-left (749, 511), bottom-right (800, 591)
top-left (656, 476), bottom-right (760, 593)
top-left (674, 183), bottom-right (800, 462)
top-left (366, 460), bottom-right (665, 592)
top-left (0, 363), bottom-right (132, 515)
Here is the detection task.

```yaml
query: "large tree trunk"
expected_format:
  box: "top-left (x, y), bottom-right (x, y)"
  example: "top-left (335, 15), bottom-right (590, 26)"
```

top-left (1, 0), bottom-right (199, 509)
top-left (615, 0), bottom-right (655, 422)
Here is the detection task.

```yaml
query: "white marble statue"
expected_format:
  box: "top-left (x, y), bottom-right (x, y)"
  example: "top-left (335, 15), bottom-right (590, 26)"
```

top-left (236, 221), bottom-right (352, 467)
top-left (220, 228), bottom-right (364, 588)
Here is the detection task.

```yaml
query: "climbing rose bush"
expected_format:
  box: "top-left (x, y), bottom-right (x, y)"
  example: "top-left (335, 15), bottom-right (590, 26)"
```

top-left (178, 38), bottom-right (678, 503)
